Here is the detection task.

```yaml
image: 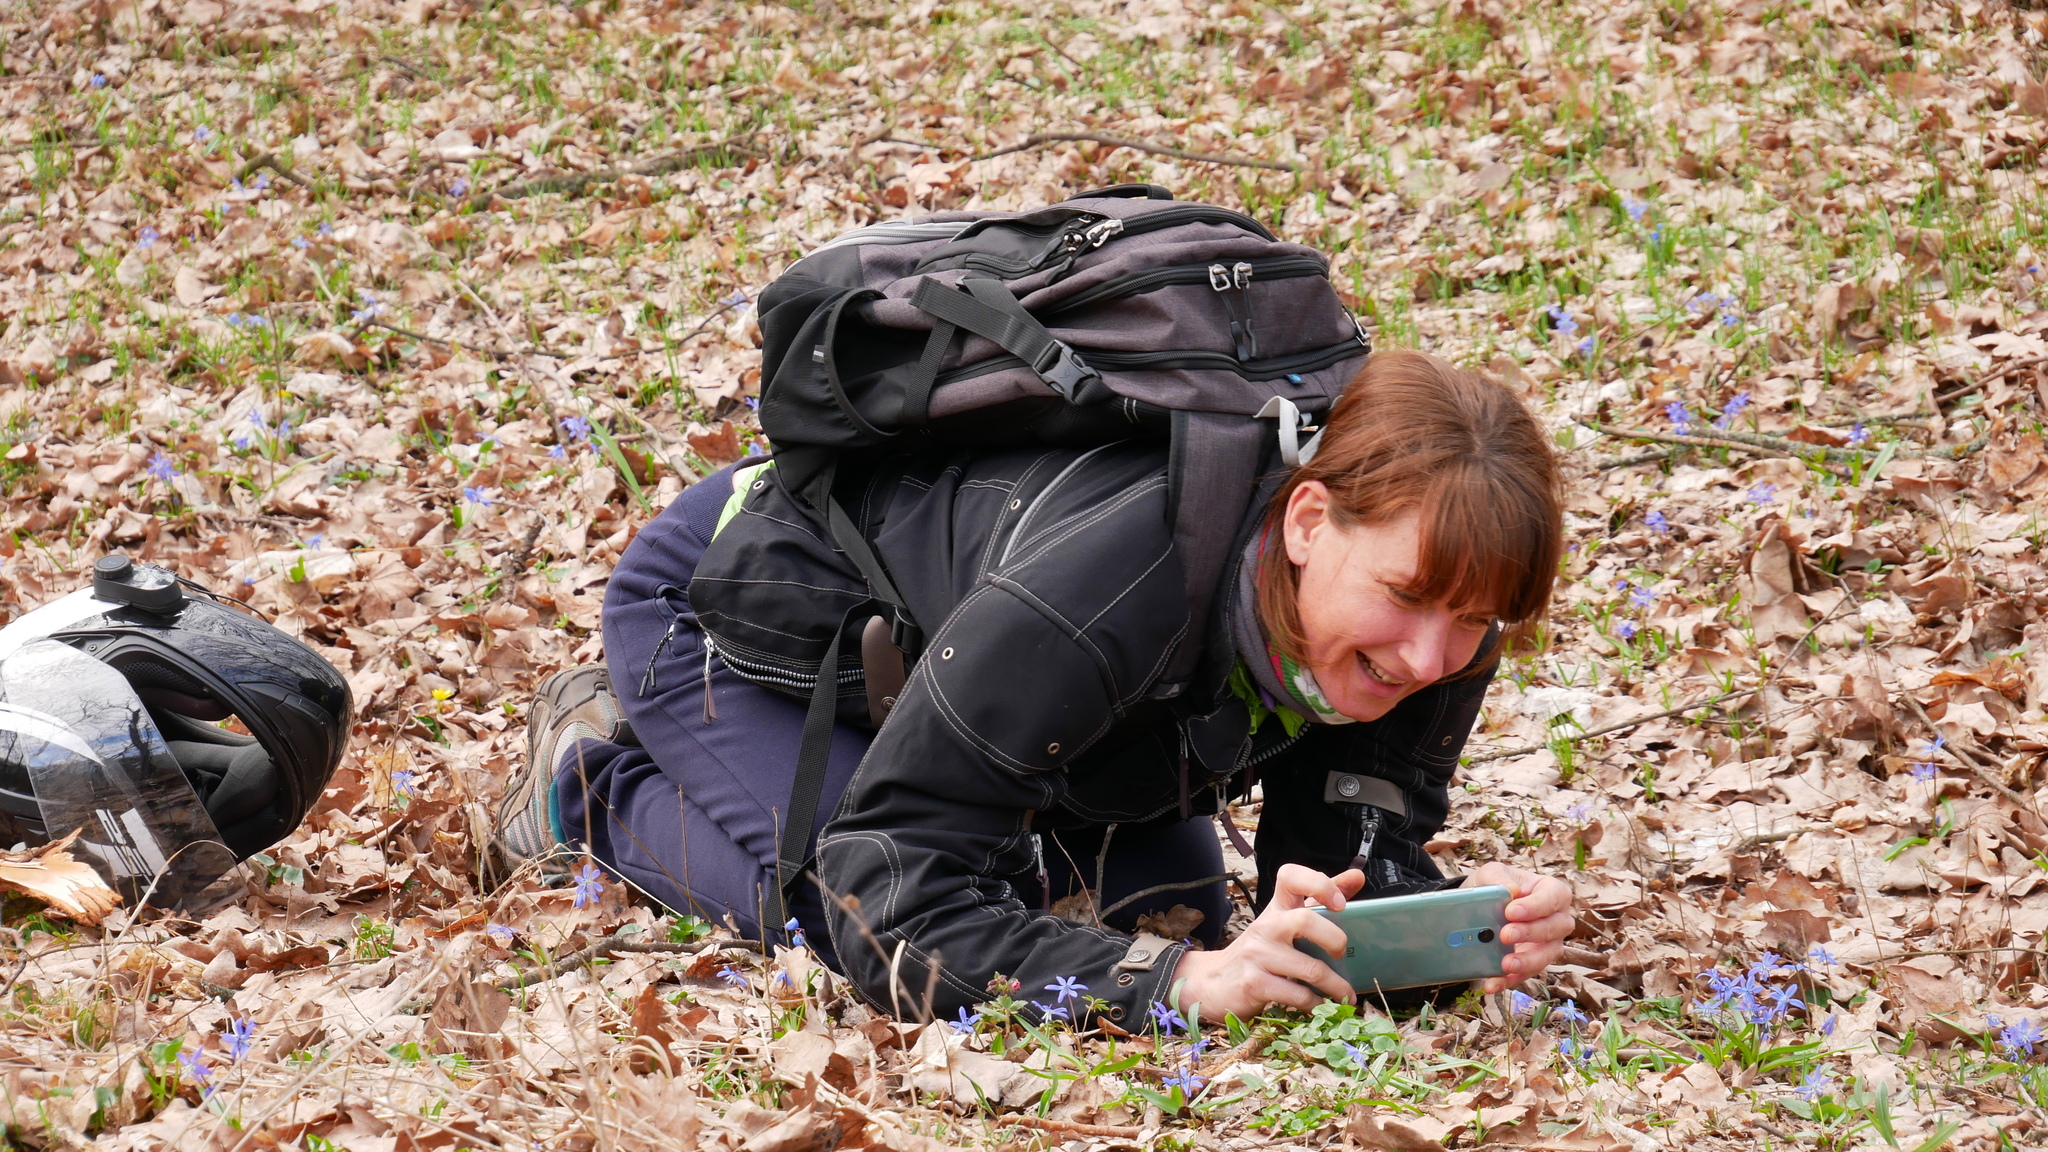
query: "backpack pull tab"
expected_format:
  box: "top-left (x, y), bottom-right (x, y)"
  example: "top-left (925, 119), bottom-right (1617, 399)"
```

top-left (1231, 262), bottom-right (1258, 359)
top-left (1255, 396), bottom-right (1310, 468)
top-left (1083, 218), bottom-right (1124, 248)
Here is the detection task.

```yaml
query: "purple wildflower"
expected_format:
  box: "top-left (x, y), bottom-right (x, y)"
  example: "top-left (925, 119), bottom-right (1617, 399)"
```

top-left (950, 1006), bottom-right (981, 1033)
top-left (450, 177), bottom-right (470, 196)
top-left (1687, 292), bottom-right (1720, 315)
top-left (462, 485), bottom-right (494, 506)
top-left (192, 125), bottom-right (213, 143)
top-left (1847, 421), bottom-right (1870, 447)
top-left (90, 74), bottom-right (107, 89)
top-left (1148, 1001), bottom-right (1187, 1033)
top-left (1910, 762), bottom-right (1937, 782)
top-left (717, 964), bottom-right (746, 988)
top-left (1746, 482), bottom-right (1777, 506)
top-left (486, 922), bottom-right (516, 946)
top-left (783, 916), bottom-right (808, 949)
top-left (1794, 1068), bottom-right (1831, 1100)
top-left (1614, 619), bottom-right (1639, 641)
top-left (391, 769), bottom-right (417, 797)
top-left (572, 863), bottom-right (604, 908)
top-left (1665, 401), bottom-right (1693, 432)
top-left (1160, 1066), bottom-right (1206, 1093)
top-left (137, 226), bottom-right (160, 250)
top-left (146, 452), bottom-right (178, 482)
top-left (177, 1049), bottom-right (212, 1086)
top-left (1510, 990), bottom-right (1536, 1015)
top-left (1545, 304), bottom-right (1579, 336)
top-left (222, 1017), bottom-right (256, 1062)
top-left (1646, 509), bottom-right (1669, 534)
top-left (1995, 1016), bottom-right (2044, 1058)
top-left (1553, 1001), bottom-right (1590, 1028)
top-left (1622, 195), bottom-right (1648, 222)
top-left (1031, 1000), bottom-right (1070, 1022)
top-left (560, 415), bottom-right (592, 442)
top-left (1714, 391), bottom-right (1751, 429)
top-left (1044, 976), bottom-right (1087, 1005)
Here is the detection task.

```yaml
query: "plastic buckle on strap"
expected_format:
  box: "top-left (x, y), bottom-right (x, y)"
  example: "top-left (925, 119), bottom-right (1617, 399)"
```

top-left (890, 612), bottom-right (924, 659)
top-left (1033, 341), bottom-right (1101, 401)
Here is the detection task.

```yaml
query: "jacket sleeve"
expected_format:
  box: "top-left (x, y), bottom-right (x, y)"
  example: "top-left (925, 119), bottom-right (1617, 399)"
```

top-left (813, 465), bottom-right (1191, 1028)
top-left (1254, 649), bottom-right (1498, 905)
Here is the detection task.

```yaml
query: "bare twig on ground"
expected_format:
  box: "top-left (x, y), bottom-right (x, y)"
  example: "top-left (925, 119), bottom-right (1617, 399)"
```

top-left (989, 1115), bottom-right (1144, 1139)
top-left (971, 131), bottom-right (1301, 172)
top-left (1582, 420), bottom-right (1987, 466)
top-left (495, 520), bottom-right (544, 599)
top-left (474, 131), bottom-right (763, 204)
top-left (1095, 874), bottom-right (1237, 921)
top-left (496, 934), bottom-right (765, 991)
top-left (367, 319), bottom-right (522, 360)
top-left (233, 151), bottom-right (312, 188)
top-left (1900, 694), bottom-right (2040, 816)
top-left (1730, 827), bottom-right (1820, 854)
top-left (1465, 689), bottom-right (1753, 764)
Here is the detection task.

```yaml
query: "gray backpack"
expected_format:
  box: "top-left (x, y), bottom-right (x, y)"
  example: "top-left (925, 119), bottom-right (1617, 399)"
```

top-left (714, 185), bottom-right (1370, 919)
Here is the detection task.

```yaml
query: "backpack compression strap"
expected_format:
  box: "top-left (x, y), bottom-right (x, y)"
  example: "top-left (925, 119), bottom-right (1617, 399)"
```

top-left (909, 277), bottom-right (1113, 405)
top-left (771, 495), bottom-right (926, 929)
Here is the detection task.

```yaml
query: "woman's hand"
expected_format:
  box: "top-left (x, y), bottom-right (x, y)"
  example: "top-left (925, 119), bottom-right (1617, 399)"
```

top-left (1466, 862), bottom-right (1576, 994)
top-left (1170, 864), bottom-right (1364, 1024)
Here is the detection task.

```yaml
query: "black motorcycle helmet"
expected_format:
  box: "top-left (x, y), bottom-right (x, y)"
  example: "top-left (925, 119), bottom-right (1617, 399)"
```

top-left (0, 554), bottom-right (352, 908)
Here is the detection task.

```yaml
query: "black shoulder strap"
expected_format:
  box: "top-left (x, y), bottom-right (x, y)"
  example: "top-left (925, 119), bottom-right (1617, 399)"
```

top-left (772, 492), bottom-right (927, 928)
top-left (1157, 411), bottom-right (1272, 694)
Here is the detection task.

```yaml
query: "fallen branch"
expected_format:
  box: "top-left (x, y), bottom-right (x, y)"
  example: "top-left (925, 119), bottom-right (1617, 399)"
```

top-left (494, 519), bottom-right (544, 599)
top-left (1465, 689), bottom-right (1753, 764)
top-left (473, 131), bottom-right (763, 205)
top-left (496, 933), bottom-right (764, 991)
top-left (972, 130), bottom-right (1301, 172)
top-left (233, 150), bottom-right (311, 189)
top-left (1900, 693), bottom-right (2039, 816)
top-left (987, 1114), bottom-right (1144, 1139)
top-left (1581, 421), bottom-right (1986, 466)
top-left (367, 319), bottom-right (522, 360)
top-left (1730, 826), bottom-right (1819, 854)
top-left (1095, 873), bottom-right (1237, 921)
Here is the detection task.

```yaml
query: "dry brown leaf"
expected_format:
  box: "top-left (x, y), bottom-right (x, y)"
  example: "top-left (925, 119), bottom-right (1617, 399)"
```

top-left (0, 830), bottom-right (121, 925)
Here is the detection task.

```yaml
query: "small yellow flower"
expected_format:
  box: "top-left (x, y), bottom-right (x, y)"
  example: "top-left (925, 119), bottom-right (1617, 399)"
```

top-left (431, 687), bottom-right (453, 701)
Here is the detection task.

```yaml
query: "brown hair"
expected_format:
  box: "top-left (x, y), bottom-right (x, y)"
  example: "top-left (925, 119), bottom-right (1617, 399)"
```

top-left (1255, 349), bottom-right (1564, 670)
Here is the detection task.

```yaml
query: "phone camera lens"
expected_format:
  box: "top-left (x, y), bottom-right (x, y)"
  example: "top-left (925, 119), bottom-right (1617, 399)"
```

top-left (1477, 929), bottom-right (1496, 943)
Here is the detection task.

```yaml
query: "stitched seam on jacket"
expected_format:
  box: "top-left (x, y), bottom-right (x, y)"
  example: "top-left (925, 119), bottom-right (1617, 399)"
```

top-left (987, 575), bottom-right (1119, 710)
top-left (983, 451), bottom-right (1064, 578)
top-left (1000, 443), bottom-right (1124, 567)
top-left (1000, 476), bottom-right (1167, 573)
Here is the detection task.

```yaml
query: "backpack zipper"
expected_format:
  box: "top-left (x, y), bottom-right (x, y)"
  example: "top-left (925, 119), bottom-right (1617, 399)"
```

top-left (1210, 261), bottom-right (1259, 360)
top-left (1037, 254), bottom-right (1325, 318)
top-left (1112, 203), bottom-right (1277, 242)
top-left (933, 335), bottom-right (1364, 389)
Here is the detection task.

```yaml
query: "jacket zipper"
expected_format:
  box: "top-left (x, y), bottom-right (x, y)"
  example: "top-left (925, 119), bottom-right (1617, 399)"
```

top-left (934, 336), bottom-right (1365, 389)
top-left (711, 636), bottom-right (865, 694)
top-left (1038, 253), bottom-right (1325, 318)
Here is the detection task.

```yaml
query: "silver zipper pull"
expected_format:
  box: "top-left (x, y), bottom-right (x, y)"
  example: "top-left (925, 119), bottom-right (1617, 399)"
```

top-left (1233, 261), bottom-right (1253, 289)
top-left (1208, 263), bottom-right (1231, 291)
top-left (1084, 218), bottom-right (1124, 247)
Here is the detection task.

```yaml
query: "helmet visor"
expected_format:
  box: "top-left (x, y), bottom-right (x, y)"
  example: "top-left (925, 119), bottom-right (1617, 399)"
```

top-left (0, 641), bottom-right (237, 912)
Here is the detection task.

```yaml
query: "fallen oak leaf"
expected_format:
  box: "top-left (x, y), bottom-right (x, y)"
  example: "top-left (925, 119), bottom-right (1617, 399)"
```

top-left (0, 829), bottom-right (122, 925)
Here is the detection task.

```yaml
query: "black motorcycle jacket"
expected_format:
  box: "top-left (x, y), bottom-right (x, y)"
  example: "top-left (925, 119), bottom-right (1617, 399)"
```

top-left (691, 441), bottom-right (1494, 1024)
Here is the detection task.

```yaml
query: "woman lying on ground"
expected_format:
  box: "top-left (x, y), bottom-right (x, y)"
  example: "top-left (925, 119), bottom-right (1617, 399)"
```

top-left (492, 349), bottom-right (1575, 1026)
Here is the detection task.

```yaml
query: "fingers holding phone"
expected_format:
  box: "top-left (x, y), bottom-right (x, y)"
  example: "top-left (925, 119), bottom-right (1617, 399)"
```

top-left (1171, 864), bottom-right (1363, 1022)
top-left (1466, 862), bottom-right (1577, 994)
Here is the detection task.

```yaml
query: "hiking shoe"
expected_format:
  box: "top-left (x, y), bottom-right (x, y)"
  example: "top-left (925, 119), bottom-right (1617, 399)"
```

top-left (493, 665), bottom-right (635, 877)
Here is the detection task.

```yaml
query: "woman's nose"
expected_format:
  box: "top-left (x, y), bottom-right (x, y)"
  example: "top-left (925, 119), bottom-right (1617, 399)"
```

top-left (1394, 609), bottom-right (1457, 684)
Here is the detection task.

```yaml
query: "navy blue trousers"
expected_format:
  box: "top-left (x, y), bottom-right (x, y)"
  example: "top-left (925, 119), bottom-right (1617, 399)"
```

top-left (557, 465), bottom-right (1229, 970)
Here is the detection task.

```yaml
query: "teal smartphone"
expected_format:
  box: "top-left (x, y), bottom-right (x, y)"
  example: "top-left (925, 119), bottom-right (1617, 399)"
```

top-left (1293, 885), bottom-right (1513, 993)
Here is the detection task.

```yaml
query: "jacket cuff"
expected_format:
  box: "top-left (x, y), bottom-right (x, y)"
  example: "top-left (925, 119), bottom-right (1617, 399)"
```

top-left (1093, 932), bottom-right (1188, 1030)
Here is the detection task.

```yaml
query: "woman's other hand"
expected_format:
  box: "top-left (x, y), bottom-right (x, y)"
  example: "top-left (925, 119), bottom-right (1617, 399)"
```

top-left (1466, 862), bottom-right (1575, 994)
top-left (1170, 864), bottom-right (1363, 1023)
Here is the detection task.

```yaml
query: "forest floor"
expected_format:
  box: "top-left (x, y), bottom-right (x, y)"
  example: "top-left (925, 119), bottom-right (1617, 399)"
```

top-left (0, 0), bottom-right (2046, 1148)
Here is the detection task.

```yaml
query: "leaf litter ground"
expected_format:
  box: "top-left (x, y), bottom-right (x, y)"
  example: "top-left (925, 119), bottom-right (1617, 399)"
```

top-left (1, 0), bottom-right (2047, 1148)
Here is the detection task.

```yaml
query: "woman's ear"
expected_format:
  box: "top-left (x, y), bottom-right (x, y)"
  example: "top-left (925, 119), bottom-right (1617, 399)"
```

top-left (1282, 481), bottom-right (1331, 567)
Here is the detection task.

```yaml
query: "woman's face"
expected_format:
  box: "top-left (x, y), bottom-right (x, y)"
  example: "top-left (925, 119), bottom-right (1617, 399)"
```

top-left (1282, 480), bottom-right (1497, 722)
